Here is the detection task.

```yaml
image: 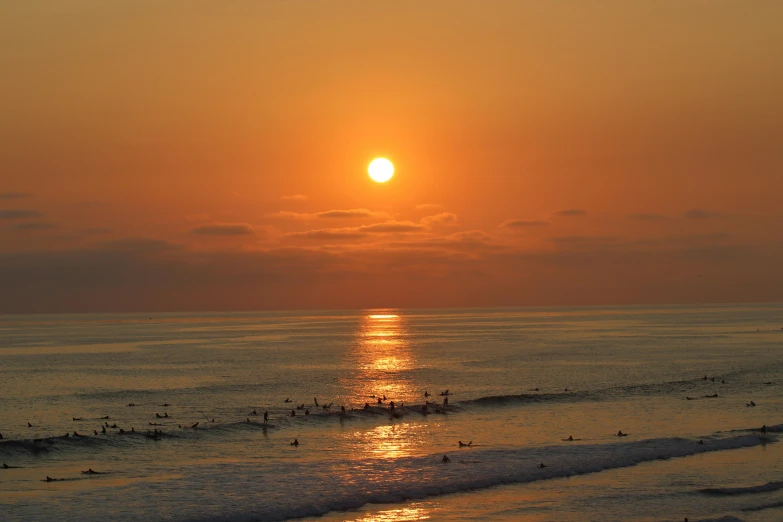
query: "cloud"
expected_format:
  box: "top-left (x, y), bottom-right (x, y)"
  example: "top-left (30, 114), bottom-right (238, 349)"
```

top-left (553, 209), bottom-right (587, 217)
top-left (416, 203), bottom-right (443, 211)
top-left (287, 220), bottom-right (426, 240)
top-left (684, 209), bottom-right (723, 219)
top-left (421, 212), bottom-right (459, 228)
top-left (446, 230), bottom-right (493, 243)
top-left (360, 221), bottom-right (427, 233)
top-left (286, 228), bottom-right (367, 240)
top-left (191, 222), bottom-right (255, 236)
top-left (0, 192), bottom-right (32, 200)
top-left (11, 222), bottom-right (57, 231)
top-left (500, 219), bottom-right (550, 228)
top-left (628, 213), bottom-right (669, 221)
top-left (281, 194), bottom-right (308, 201)
top-left (267, 209), bottom-right (391, 220)
top-left (96, 237), bottom-right (182, 253)
top-left (316, 209), bottom-right (388, 219)
top-left (0, 209), bottom-right (43, 220)
top-left (267, 211), bottom-right (310, 220)
top-left (2, 235), bottom-right (781, 314)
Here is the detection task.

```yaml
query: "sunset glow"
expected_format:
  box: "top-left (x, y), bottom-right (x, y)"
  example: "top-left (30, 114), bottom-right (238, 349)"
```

top-left (1, 2), bottom-right (782, 314)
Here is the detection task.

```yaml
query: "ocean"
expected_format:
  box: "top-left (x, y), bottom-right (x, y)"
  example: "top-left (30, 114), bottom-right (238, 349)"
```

top-left (0, 304), bottom-right (781, 521)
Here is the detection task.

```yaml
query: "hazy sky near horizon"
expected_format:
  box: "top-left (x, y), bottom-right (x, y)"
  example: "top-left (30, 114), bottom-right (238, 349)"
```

top-left (1, 1), bottom-right (782, 313)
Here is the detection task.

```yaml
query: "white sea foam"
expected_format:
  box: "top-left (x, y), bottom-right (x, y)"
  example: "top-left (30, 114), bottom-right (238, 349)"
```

top-left (181, 432), bottom-right (773, 522)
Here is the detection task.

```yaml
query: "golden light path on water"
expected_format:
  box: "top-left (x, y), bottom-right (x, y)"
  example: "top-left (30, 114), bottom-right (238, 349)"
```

top-left (338, 312), bottom-right (431, 463)
top-left (349, 312), bottom-right (416, 403)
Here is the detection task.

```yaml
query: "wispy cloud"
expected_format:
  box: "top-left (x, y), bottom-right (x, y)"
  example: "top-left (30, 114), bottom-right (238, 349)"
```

top-left (421, 212), bottom-right (459, 228)
top-left (191, 222), bottom-right (255, 236)
top-left (0, 209), bottom-right (43, 220)
top-left (281, 194), bottom-right (308, 201)
top-left (415, 203), bottom-right (443, 211)
top-left (268, 208), bottom-right (390, 220)
top-left (553, 209), bottom-right (587, 217)
top-left (10, 222), bottom-right (57, 231)
top-left (287, 220), bottom-right (426, 240)
top-left (500, 219), bottom-right (550, 228)
top-left (0, 192), bottom-right (33, 200)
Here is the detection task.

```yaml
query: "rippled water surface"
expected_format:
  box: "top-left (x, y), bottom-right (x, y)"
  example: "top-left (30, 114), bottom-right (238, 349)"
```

top-left (1, 304), bottom-right (782, 521)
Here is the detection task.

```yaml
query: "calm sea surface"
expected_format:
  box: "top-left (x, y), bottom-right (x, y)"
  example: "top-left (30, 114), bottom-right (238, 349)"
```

top-left (1, 304), bottom-right (781, 521)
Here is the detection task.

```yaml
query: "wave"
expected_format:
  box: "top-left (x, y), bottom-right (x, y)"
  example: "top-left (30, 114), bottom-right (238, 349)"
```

top-left (0, 429), bottom-right (179, 457)
top-left (701, 481), bottom-right (783, 495)
top-left (185, 431), bottom-right (774, 522)
top-left (458, 375), bottom-right (740, 409)
top-left (741, 500), bottom-right (783, 512)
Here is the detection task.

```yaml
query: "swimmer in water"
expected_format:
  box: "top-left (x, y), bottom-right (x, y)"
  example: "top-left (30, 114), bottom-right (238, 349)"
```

top-left (290, 410), bottom-right (296, 417)
top-left (442, 455), bottom-right (451, 463)
top-left (291, 439), bottom-right (299, 446)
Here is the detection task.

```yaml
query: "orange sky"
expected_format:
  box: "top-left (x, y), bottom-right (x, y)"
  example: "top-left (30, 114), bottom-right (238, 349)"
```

top-left (1, 1), bottom-right (782, 313)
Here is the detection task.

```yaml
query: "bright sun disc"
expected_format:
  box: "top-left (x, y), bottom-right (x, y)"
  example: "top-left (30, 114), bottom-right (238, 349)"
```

top-left (368, 158), bottom-right (394, 183)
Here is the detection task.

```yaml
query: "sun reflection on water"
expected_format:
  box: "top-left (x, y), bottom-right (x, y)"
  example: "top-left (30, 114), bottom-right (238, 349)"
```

top-left (342, 311), bottom-right (419, 405)
top-left (345, 422), bottom-right (429, 459)
top-left (351, 507), bottom-right (430, 521)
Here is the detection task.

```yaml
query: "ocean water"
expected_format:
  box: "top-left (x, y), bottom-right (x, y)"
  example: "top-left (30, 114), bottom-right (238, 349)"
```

top-left (0, 304), bottom-right (781, 522)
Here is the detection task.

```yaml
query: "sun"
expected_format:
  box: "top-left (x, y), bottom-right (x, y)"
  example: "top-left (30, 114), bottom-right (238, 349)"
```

top-left (368, 158), bottom-right (394, 183)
